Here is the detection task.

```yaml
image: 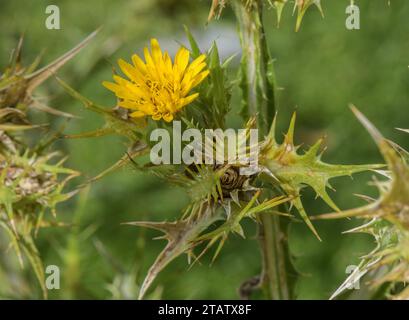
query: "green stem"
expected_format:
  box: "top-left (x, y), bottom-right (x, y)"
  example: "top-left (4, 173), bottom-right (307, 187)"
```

top-left (232, 0), bottom-right (290, 300)
top-left (232, 0), bottom-right (276, 136)
top-left (259, 214), bottom-right (289, 299)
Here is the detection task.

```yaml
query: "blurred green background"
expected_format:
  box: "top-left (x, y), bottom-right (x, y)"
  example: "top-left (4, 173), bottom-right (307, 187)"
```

top-left (0, 0), bottom-right (408, 299)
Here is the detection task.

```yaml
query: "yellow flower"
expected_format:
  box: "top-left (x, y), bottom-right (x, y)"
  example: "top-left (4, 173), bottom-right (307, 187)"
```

top-left (103, 39), bottom-right (209, 122)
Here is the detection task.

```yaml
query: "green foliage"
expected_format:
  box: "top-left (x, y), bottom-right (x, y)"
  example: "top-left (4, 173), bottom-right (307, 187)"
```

top-left (316, 108), bottom-right (409, 299)
top-left (1, 0), bottom-right (408, 300)
top-left (57, 77), bottom-right (146, 142)
top-left (0, 33), bottom-right (95, 297)
top-left (183, 30), bottom-right (233, 129)
top-left (261, 113), bottom-right (383, 240)
top-left (209, 0), bottom-right (325, 31)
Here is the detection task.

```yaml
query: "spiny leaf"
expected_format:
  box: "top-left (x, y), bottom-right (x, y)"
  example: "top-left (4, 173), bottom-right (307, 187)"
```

top-left (329, 219), bottom-right (408, 300)
top-left (0, 108), bottom-right (25, 120)
top-left (24, 29), bottom-right (100, 95)
top-left (185, 165), bottom-right (225, 203)
top-left (270, 0), bottom-right (287, 27)
top-left (183, 25), bottom-right (201, 58)
top-left (31, 100), bottom-right (78, 119)
top-left (261, 112), bottom-right (383, 239)
top-left (82, 142), bottom-right (148, 186)
top-left (64, 127), bottom-right (114, 139)
top-left (312, 108), bottom-right (409, 299)
top-left (55, 76), bottom-right (109, 115)
top-left (315, 106), bottom-right (409, 229)
top-left (57, 77), bottom-right (143, 141)
top-left (0, 220), bottom-right (23, 266)
top-left (124, 204), bottom-right (222, 299)
top-left (196, 193), bottom-right (290, 260)
top-left (0, 123), bottom-right (44, 131)
top-left (207, 0), bottom-right (227, 22)
top-left (21, 235), bottom-right (47, 299)
top-left (294, 0), bottom-right (324, 32)
top-left (197, 190), bottom-right (262, 243)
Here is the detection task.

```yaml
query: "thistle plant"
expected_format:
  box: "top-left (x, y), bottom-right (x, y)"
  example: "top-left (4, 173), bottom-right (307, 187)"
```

top-left (51, 0), bottom-right (409, 301)
top-left (3, 0), bottom-right (406, 300)
top-left (316, 107), bottom-right (409, 300)
top-left (0, 32), bottom-right (96, 297)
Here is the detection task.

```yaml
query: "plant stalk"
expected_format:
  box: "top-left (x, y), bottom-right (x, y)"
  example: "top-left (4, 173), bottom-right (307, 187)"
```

top-left (232, 0), bottom-right (291, 300)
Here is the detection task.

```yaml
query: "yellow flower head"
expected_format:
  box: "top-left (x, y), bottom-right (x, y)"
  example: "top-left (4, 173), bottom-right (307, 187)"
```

top-left (103, 39), bottom-right (209, 122)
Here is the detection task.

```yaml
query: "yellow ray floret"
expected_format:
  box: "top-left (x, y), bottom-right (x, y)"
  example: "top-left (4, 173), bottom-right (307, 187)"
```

top-left (103, 38), bottom-right (209, 122)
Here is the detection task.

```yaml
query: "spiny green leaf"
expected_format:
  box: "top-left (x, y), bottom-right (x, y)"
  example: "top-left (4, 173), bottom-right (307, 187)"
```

top-left (197, 192), bottom-right (290, 258)
top-left (315, 107), bottom-right (409, 229)
top-left (0, 220), bottom-right (23, 266)
top-left (24, 29), bottom-right (99, 95)
top-left (294, 0), bottom-right (324, 32)
top-left (21, 235), bottom-right (47, 299)
top-left (83, 142), bottom-right (148, 186)
top-left (312, 107), bottom-right (409, 299)
top-left (56, 76), bottom-right (109, 115)
top-left (261, 112), bottom-right (383, 239)
top-left (183, 25), bottom-right (201, 58)
top-left (57, 77), bottom-right (143, 141)
top-left (0, 124), bottom-right (44, 131)
top-left (31, 100), bottom-right (78, 119)
top-left (124, 204), bottom-right (222, 299)
top-left (270, 0), bottom-right (287, 27)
